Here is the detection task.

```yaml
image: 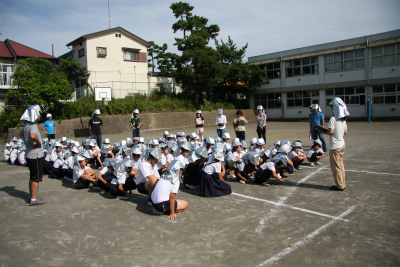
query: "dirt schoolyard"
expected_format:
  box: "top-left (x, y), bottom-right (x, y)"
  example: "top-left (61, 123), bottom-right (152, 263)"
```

top-left (0, 121), bottom-right (399, 266)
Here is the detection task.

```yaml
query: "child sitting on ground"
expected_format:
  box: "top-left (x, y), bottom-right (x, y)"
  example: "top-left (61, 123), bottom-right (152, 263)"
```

top-left (307, 139), bottom-right (325, 166)
top-left (73, 155), bottom-right (99, 189)
top-left (288, 141), bottom-right (306, 170)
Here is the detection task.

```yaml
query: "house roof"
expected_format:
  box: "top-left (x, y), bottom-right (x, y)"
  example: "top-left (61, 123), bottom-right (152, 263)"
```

top-left (0, 41), bottom-right (13, 58)
top-left (3, 39), bottom-right (56, 59)
top-left (66, 27), bottom-right (152, 48)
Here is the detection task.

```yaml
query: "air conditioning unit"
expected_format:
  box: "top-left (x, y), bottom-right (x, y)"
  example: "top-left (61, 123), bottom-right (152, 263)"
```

top-left (97, 47), bottom-right (107, 57)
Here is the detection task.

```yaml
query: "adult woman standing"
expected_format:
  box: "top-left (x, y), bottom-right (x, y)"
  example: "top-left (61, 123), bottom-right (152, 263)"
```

top-left (320, 97), bottom-right (349, 191)
top-left (195, 110), bottom-right (205, 142)
top-left (233, 109), bottom-right (248, 141)
top-left (256, 105), bottom-right (267, 143)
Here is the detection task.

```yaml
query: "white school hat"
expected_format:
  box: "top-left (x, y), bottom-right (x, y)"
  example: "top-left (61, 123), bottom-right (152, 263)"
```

top-left (133, 109), bottom-right (139, 114)
top-left (222, 133), bottom-right (231, 139)
top-left (329, 97), bottom-right (350, 120)
top-left (217, 109), bottom-right (223, 115)
top-left (256, 138), bottom-right (265, 146)
top-left (257, 105), bottom-right (264, 110)
top-left (103, 138), bottom-right (110, 144)
top-left (20, 105), bottom-right (41, 125)
top-left (93, 109), bottom-right (101, 115)
top-left (46, 113), bottom-right (52, 118)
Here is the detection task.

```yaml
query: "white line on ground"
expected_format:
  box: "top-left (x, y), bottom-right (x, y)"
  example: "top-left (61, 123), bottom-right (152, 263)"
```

top-left (232, 192), bottom-right (348, 222)
top-left (254, 168), bottom-right (326, 233)
top-left (257, 205), bottom-right (356, 267)
top-left (345, 169), bottom-right (400, 176)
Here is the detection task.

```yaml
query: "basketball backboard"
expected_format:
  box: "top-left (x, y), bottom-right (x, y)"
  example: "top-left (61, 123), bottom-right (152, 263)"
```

top-left (94, 87), bottom-right (112, 101)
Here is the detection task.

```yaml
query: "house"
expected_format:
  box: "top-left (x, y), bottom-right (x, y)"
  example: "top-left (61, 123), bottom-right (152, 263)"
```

top-left (62, 27), bottom-right (146, 99)
top-left (248, 29), bottom-right (400, 120)
top-left (0, 39), bottom-right (57, 109)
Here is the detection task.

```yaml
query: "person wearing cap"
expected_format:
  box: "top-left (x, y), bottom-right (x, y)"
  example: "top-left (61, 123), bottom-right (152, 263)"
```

top-left (320, 97), bottom-right (349, 191)
top-left (151, 160), bottom-right (188, 219)
top-left (233, 109), bottom-right (248, 142)
top-left (195, 110), bottom-right (205, 142)
top-left (309, 104), bottom-right (327, 152)
top-left (19, 105), bottom-right (46, 206)
top-left (256, 105), bottom-right (267, 143)
top-left (130, 109), bottom-right (141, 138)
top-left (255, 155), bottom-right (287, 186)
top-left (307, 140), bottom-right (325, 166)
top-left (88, 109), bottom-right (103, 147)
top-left (200, 145), bottom-right (232, 197)
top-left (135, 148), bottom-right (161, 198)
top-left (3, 143), bottom-right (11, 162)
top-left (215, 109), bottom-right (227, 138)
top-left (73, 156), bottom-right (98, 189)
top-left (62, 147), bottom-right (79, 181)
top-left (42, 113), bottom-right (57, 140)
top-left (49, 149), bottom-right (65, 179)
top-left (254, 138), bottom-right (266, 153)
top-left (288, 142), bottom-right (306, 170)
top-left (97, 159), bottom-right (117, 195)
top-left (43, 142), bottom-right (63, 174)
top-left (110, 159), bottom-right (137, 199)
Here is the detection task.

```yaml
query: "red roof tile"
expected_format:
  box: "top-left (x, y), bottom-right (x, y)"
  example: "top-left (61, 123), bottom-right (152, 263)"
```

top-left (0, 41), bottom-right (13, 58)
top-left (6, 39), bottom-right (56, 59)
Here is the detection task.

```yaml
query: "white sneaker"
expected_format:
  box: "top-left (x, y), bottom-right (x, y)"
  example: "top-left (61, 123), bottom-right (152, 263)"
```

top-left (152, 207), bottom-right (164, 215)
top-left (277, 173), bottom-right (282, 178)
top-left (118, 196), bottom-right (129, 200)
top-left (99, 190), bottom-right (106, 195)
top-left (227, 174), bottom-right (236, 178)
top-left (239, 180), bottom-right (245, 184)
top-left (310, 162), bottom-right (315, 166)
top-left (316, 162), bottom-right (322, 165)
top-left (185, 184), bottom-right (197, 190)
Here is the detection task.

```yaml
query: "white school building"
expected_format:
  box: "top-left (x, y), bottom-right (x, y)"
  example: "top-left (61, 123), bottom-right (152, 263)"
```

top-left (248, 29), bottom-right (400, 120)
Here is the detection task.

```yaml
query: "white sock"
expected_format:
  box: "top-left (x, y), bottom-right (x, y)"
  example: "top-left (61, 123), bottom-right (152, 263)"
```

top-left (31, 198), bottom-right (36, 202)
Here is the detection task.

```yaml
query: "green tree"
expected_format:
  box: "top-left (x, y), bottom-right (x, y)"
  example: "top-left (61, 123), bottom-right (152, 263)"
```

top-left (57, 57), bottom-right (93, 94)
top-left (148, 41), bottom-right (175, 73)
top-left (170, 2), bottom-right (222, 103)
top-left (7, 57), bottom-right (74, 110)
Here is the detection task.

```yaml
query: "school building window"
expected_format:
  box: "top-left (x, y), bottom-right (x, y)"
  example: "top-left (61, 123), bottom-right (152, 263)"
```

top-left (325, 49), bottom-right (365, 72)
top-left (372, 43), bottom-right (400, 67)
top-left (285, 57), bottom-right (318, 77)
top-left (260, 62), bottom-right (281, 79)
top-left (123, 50), bottom-right (139, 61)
top-left (326, 87), bottom-right (366, 106)
top-left (372, 84), bottom-right (399, 104)
top-left (78, 48), bottom-right (85, 58)
top-left (286, 90), bottom-right (319, 107)
top-left (254, 93), bottom-right (281, 109)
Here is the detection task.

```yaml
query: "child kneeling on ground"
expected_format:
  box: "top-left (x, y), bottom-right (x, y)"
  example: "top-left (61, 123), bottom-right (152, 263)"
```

top-left (150, 160), bottom-right (188, 219)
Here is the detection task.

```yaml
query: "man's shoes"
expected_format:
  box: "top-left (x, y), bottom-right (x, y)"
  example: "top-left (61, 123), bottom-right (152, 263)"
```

top-left (29, 198), bottom-right (46, 206)
top-left (329, 185), bottom-right (345, 191)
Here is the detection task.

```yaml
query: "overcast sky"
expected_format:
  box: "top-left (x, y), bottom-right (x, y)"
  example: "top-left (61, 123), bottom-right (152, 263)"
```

top-left (1, 0), bottom-right (399, 61)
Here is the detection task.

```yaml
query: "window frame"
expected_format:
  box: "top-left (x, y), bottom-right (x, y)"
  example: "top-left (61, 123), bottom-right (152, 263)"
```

top-left (97, 47), bottom-right (107, 57)
top-left (285, 57), bottom-right (318, 77)
top-left (254, 93), bottom-right (282, 109)
top-left (372, 84), bottom-right (400, 105)
top-left (78, 48), bottom-right (85, 58)
top-left (324, 49), bottom-right (365, 73)
top-left (123, 49), bottom-right (139, 62)
top-left (372, 43), bottom-right (400, 67)
top-left (286, 90), bottom-right (319, 108)
top-left (326, 87), bottom-right (366, 106)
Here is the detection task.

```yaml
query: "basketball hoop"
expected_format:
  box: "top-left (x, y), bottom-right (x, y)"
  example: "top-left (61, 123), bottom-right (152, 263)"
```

top-left (102, 98), bottom-right (109, 106)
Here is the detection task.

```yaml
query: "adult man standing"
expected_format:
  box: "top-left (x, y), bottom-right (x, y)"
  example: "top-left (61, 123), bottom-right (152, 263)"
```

top-left (309, 104), bottom-right (327, 152)
top-left (89, 109), bottom-right (103, 146)
top-left (19, 105), bottom-right (46, 206)
top-left (41, 113), bottom-right (57, 140)
top-left (130, 109), bottom-right (141, 138)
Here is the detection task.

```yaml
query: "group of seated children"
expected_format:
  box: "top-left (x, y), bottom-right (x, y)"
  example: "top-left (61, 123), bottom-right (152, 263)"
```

top-left (3, 131), bottom-right (325, 220)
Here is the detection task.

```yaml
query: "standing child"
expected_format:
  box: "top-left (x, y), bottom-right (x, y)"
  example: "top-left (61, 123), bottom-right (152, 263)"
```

top-left (195, 110), bottom-right (205, 142)
top-left (215, 109), bottom-right (227, 138)
top-left (41, 113), bottom-right (57, 140)
top-left (130, 109), bottom-right (141, 138)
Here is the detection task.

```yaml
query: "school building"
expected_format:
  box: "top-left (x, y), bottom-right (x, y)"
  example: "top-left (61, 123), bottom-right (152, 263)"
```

top-left (248, 29), bottom-right (400, 120)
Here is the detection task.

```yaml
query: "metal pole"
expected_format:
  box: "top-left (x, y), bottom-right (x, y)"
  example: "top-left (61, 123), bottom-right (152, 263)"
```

top-left (367, 99), bottom-right (370, 122)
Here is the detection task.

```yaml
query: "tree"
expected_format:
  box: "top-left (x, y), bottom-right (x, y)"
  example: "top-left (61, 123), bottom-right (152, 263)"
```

top-left (7, 57), bottom-right (74, 110)
top-left (169, 2), bottom-right (267, 104)
top-left (57, 57), bottom-right (94, 94)
top-left (170, 2), bottom-right (222, 103)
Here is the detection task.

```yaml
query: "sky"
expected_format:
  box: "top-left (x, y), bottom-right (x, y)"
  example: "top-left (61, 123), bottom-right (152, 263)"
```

top-left (1, 0), bottom-right (399, 61)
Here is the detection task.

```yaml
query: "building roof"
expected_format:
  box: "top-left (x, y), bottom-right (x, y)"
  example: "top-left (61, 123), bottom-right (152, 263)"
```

top-left (1, 39), bottom-right (56, 60)
top-left (66, 27), bottom-right (152, 48)
top-left (0, 41), bottom-right (13, 58)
